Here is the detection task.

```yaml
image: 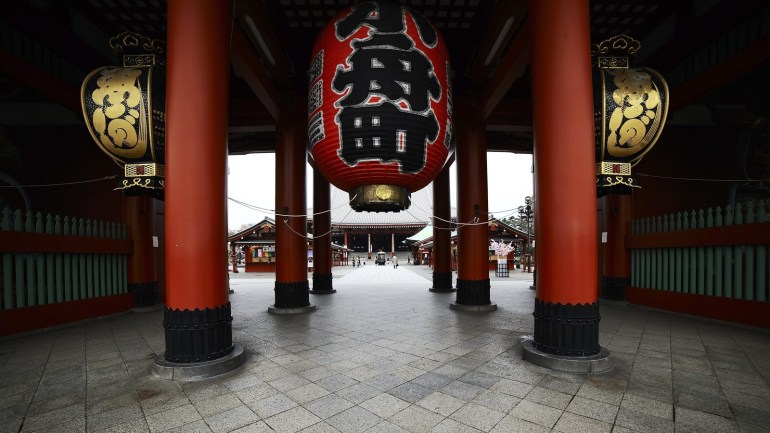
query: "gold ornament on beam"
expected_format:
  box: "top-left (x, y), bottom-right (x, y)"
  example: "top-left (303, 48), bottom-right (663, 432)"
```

top-left (81, 31), bottom-right (166, 198)
top-left (592, 34), bottom-right (669, 196)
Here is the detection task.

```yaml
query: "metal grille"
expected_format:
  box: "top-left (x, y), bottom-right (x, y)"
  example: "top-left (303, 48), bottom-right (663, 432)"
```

top-left (598, 162), bottom-right (631, 176)
top-left (124, 163), bottom-right (164, 177)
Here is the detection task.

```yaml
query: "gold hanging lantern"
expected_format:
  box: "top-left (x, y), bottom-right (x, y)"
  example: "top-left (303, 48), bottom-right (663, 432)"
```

top-left (81, 31), bottom-right (166, 197)
top-left (592, 35), bottom-right (669, 195)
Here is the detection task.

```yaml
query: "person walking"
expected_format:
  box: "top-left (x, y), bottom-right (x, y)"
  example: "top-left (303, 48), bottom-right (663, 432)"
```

top-left (393, 255), bottom-right (399, 269)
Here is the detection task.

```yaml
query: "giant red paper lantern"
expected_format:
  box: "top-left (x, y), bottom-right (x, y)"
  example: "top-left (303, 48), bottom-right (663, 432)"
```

top-left (308, 1), bottom-right (452, 212)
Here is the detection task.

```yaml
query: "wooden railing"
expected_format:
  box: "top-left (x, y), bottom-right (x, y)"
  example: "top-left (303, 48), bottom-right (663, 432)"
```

top-left (628, 200), bottom-right (770, 302)
top-left (0, 207), bottom-right (132, 310)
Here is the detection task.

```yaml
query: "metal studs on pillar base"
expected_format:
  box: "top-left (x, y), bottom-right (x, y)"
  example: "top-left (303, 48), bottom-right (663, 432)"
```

top-left (450, 279), bottom-right (497, 311)
top-left (310, 273), bottom-right (336, 294)
top-left (269, 281), bottom-right (317, 314)
top-left (152, 303), bottom-right (246, 380)
top-left (430, 271), bottom-right (455, 293)
top-left (523, 299), bottom-right (612, 373)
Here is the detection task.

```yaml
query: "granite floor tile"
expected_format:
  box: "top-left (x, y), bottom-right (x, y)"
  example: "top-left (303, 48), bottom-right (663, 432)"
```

top-left (490, 378), bottom-right (535, 398)
top-left (19, 402), bottom-right (84, 432)
top-left (674, 391), bottom-right (732, 417)
top-left (326, 406), bottom-right (380, 433)
top-left (284, 383), bottom-right (330, 405)
top-left (360, 393), bottom-right (410, 419)
top-left (553, 412), bottom-right (612, 433)
top-left (297, 421), bottom-right (342, 433)
top-left (731, 404), bottom-right (770, 428)
top-left (430, 418), bottom-right (484, 433)
top-left (317, 374), bottom-right (359, 392)
top-left (303, 394), bottom-right (354, 419)
top-left (1, 267), bottom-right (769, 433)
top-left (247, 394), bottom-right (298, 419)
top-left (458, 371), bottom-right (500, 389)
top-left (264, 406), bottom-right (322, 433)
top-left (448, 402), bottom-right (505, 432)
top-left (233, 383), bottom-right (280, 405)
top-left (87, 404), bottom-right (146, 431)
top-left (674, 406), bottom-right (740, 433)
top-left (389, 404), bottom-right (445, 433)
top-left (614, 408), bottom-right (673, 433)
top-left (525, 385), bottom-right (573, 410)
top-left (440, 381), bottom-right (485, 401)
top-left (27, 416), bottom-right (86, 433)
top-left (368, 420), bottom-right (411, 433)
top-left (565, 396), bottom-right (618, 424)
top-left (417, 391), bottom-right (466, 417)
top-left (389, 382), bottom-right (435, 404)
top-left (470, 389), bottom-right (520, 413)
top-left (193, 393), bottom-right (243, 418)
top-left (92, 419), bottom-right (151, 433)
top-left (335, 383), bottom-right (381, 404)
top-left (413, 372), bottom-right (455, 390)
top-left (509, 400), bottom-right (562, 429)
top-left (158, 420), bottom-right (212, 433)
top-left (203, 405), bottom-right (259, 433)
top-left (145, 403), bottom-right (201, 433)
top-left (620, 393), bottom-right (673, 420)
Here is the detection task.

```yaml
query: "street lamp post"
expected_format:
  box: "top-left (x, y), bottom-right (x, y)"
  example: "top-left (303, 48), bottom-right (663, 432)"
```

top-left (519, 196), bottom-right (533, 273)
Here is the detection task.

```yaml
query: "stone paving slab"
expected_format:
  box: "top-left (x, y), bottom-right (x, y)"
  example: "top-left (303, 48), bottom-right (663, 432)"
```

top-left (1, 265), bottom-right (769, 432)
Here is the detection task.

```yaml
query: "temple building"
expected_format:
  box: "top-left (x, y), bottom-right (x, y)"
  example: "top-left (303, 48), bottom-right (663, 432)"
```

top-left (0, 0), bottom-right (768, 376)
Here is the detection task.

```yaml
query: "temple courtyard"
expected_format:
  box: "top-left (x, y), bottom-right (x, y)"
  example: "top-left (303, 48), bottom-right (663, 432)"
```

top-left (1, 264), bottom-right (769, 433)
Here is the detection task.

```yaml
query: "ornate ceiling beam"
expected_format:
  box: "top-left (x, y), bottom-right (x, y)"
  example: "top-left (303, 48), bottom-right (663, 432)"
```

top-left (231, 26), bottom-right (286, 123)
top-left (485, 98), bottom-right (533, 132)
top-left (229, 98), bottom-right (275, 129)
top-left (670, 33), bottom-right (770, 111)
top-left (0, 1), bottom-right (111, 71)
top-left (473, 19), bottom-right (531, 124)
top-left (0, 47), bottom-right (79, 113)
top-left (465, 1), bottom-right (526, 90)
top-left (643, 0), bottom-right (763, 72)
top-left (234, 0), bottom-right (295, 91)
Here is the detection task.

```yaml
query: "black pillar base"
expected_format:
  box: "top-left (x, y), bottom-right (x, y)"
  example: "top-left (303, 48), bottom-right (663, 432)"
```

top-left (310, 273), bottom-right (336, 294)
top-left (430, 271), bottom-right (455, 292)
top-left (163, 303), bottom-right (234, 363)
top-left (274, 280), bottom-right (311, 307)
top-left (533, 299), bottom-right (600, 356)
top-left (271, 280), bottom-right (315, 314)
top-left (130, 281), bottom-right (159, 306)
top-left (455, 278), bottom-right (492, 305)
top-left (600, 276), bottom-right (628, 300)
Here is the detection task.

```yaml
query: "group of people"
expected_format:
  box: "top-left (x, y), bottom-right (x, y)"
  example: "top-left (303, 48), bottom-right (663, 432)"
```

top-left (350, 255), bottom-right (413, 267)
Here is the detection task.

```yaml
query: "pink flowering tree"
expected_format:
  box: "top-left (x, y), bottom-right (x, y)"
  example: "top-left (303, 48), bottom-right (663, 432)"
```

top-left (490, 240), bottom-right (515, 261)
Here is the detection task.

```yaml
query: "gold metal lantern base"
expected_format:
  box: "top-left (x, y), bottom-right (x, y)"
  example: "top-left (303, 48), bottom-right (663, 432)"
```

top-left (350, 185), bottom-right (411, 212)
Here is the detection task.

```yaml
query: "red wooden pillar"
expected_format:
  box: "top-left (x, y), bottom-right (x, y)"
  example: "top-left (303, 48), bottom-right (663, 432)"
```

top-left (530, 0), bottom-right (600, 356)
top-left (310, 166), bottom-right (335, 294)
top-left (124, 194), bottom-right (158, 306)
top-left (453, 110), bottom-right (495, 310)
top-left (272, 111), bottom-right (314, 313)
top-left (164, 0), bottom-right (234, 363)
top-left (601, 194), bottom-right (633, 300)
top-left (431, 162), bottom-right (455, 292)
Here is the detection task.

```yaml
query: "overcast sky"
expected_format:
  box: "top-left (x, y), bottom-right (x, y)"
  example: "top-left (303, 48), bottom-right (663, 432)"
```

top-left (226, 152), bottom-right (534, 231)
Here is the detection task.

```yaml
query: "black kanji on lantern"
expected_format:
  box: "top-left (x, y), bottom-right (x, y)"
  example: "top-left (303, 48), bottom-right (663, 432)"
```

top-left (332, 1), bottom-right (441, 174)
top-left (337, 102), bottom-right (438, 173)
